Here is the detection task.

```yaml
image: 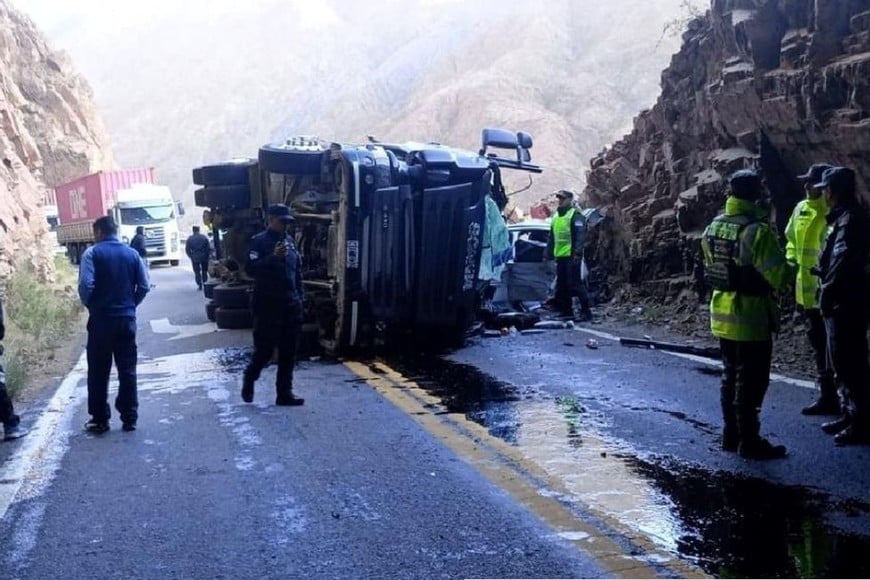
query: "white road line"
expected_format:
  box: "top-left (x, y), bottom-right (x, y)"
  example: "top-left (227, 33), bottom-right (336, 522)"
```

top-left (0, 352), bottom-right (87, 522)
top-left (575, 326), bottom-right (816, 390)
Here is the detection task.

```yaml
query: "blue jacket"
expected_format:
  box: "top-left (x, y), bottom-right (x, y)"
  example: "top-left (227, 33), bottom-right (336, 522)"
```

top-left (78, 236), bottom-right (150, 318)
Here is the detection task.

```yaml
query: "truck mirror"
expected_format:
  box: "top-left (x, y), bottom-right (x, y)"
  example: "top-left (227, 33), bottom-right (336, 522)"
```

top-left (517, 132), bottom-right (533, 149)
top-left (176, 200), bottom-right (186, 216)
top-left (481, 128), bottom-right (519, 151)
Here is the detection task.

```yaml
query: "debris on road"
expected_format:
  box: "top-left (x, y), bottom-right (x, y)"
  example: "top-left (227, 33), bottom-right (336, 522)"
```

top-left (619, 336), bottom-right (721, 358)
top-left (494, 312), bottom-right (541, 330)
top-left (586, 338), bottom-right (599, 350)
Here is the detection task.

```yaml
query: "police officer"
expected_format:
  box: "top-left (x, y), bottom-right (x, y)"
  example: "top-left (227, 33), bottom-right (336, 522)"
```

top-left (185, 225), bottom-right (211, 290)
top-left (701, 170), bottom-right (790, 459)
top-left (241, 204), bottom-right (305, 406)
top-left (814, 167), bottom-right (870, 445)
top-left (786, 163), bottom-right (838, 415)
top-left (130, 226), bottom-right (147, 259)
top-left (545, 190), bottom-right (593, 321)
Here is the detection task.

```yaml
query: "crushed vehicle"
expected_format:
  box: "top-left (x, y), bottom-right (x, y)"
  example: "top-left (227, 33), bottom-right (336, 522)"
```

top-left (192, 128), bottom-right (542, 354)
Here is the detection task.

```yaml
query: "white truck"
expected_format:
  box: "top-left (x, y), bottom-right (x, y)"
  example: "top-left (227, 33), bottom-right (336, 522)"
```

top-left (55, 169), bottom-right (184, 265)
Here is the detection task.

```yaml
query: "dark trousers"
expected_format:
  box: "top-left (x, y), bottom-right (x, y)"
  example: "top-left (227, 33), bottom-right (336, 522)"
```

top-left (0, 362), bottom-right (20, 428)
top-left (87, 316), bottom-right (138, 423)
top-left (720, 338), bottom-right (772, 444)
top-left (244, 310), bottom-right (300, 395)
top-left (825, 310), bottom-right (870, 423)
top-left (554, 258), bottom-right (591, 315)
top-left (804, 308), bottom-right (836, 398)
top-left (192, 260), bottom-right (209, 288)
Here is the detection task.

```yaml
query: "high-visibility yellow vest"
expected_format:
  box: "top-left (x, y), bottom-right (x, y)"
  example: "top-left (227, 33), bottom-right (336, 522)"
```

top-left (701, 197), bottom-right (789, 341)
top-left (551, 208), bottom-right (576, 258)
top-left (785, 197), bottom-right (829, 308)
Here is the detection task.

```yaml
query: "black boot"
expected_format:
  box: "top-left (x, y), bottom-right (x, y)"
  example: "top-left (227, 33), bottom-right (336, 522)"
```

top-left (721, 426), bottom-right (739, 452)
top-left (802, 377), bottom-right (840, 415)
top-left (241, 375), bottom-right (255, 403)
top-left (834, 425), bottom-right (870, 446)
top-left (739, 438), bottom-right (787, 459)
top-left (822, 416), bottom-right (851, 435)
top-left (802, 397), bottom-right (841, 416)
top-left (276, 392), bottom-right (304, 407)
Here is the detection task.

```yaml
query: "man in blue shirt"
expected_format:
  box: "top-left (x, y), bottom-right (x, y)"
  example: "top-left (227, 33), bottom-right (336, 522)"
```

top-left (241, 205), bottom-right (305, 406)
top-left (78, 216), bottom-right (150, 433)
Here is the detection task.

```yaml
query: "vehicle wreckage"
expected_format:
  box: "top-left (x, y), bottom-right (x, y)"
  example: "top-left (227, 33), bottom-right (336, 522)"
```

top-left (193, 128), bottom-right (542, 354)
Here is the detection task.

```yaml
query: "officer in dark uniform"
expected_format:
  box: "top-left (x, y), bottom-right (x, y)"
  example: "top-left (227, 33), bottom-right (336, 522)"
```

top-left (814, 167), bottom-right (870, 445)
top-left (241, 204), bottom-right (305, 406)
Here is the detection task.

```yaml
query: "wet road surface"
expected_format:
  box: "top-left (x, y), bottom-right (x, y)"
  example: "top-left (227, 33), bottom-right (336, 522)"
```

top-left (2, 266), bottom-right (869, 578)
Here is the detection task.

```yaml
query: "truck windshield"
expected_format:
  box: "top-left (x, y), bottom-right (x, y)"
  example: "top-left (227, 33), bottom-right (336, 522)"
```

top-left (119, 204), bottom-right (174, 225)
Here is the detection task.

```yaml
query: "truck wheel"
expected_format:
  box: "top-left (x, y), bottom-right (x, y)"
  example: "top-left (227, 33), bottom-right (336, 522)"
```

top-left (205, 300), bottom-right (218, 322)
top-left (203, 279), bottom-right (221, 300)
top-left (258, 143), bottom-right (323, 175)
top-left (170, 260), bottom-right (180, 266)
top-left (215, 307), bottom-right (253, 330)
top-left (213, 283), bottom-right (251, 309)
top-left (198, 185), bottom-right (251, 208)
top-left (192, 159), bottom-right (256, 186)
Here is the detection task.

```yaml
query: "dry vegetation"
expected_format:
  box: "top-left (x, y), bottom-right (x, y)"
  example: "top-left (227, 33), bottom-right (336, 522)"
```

top-left (2, 256), bottom-right (82, 397)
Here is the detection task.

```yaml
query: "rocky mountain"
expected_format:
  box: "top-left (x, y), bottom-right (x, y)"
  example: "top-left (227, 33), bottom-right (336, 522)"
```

top-left (584, 0), bottom-right (870, 299)
top-left (0, 0), bottom-right (112, 280)
top-left (21, 0), bottom-right (702, 218)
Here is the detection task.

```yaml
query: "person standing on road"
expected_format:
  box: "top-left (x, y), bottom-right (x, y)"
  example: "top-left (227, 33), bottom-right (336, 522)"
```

top-left (78, 216), bottom-right (150, 433)
top-left (0, 295), bottom-right (27, 441)
top-left (241, 204), bottom-right (305, 407)
top-left (130, 226), bottom-right (147, 260)
top-left (545, 190), bottom-right (593, 321)
top-left (786, 163), bottom-right (838, 416)
top-left (702, 169), bottom-right (790, 460)
top-left (813, 167), bottom-right (870, 445)
top-left (185, 225), bottom-right (211, 290)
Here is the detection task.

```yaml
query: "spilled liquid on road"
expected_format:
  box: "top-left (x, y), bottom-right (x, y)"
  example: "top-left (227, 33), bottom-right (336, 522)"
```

top-left (384, 353), bottom-right (870, 579)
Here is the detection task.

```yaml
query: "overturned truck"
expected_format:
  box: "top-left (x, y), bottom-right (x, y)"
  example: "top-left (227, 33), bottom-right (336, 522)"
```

top-left (193, 129), bottom-right (541, 354)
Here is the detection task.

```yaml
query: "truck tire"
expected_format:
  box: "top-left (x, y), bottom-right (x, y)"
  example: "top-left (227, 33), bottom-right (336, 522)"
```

top-left (213, 283), bottom-right (251, 309)
top-left (203, 279), bottom-right (221, 299)
top-left (215, 307), bottom-right (253, 330)
top-left (205, 300), bottom-right (218, 322)
top-left (258, 144), bottom-right (323, 175)
top-left (198, 185), bottom-right (251, 209)
top-left (192, 159), bottom-right (256, 186)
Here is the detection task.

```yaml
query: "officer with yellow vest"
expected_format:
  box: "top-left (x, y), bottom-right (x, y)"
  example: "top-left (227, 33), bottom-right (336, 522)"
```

top-left (701, 170), bottom-right (790, 459)
top-left (546, 190), bottom-right (593, 321)
top-left (786, 163), bottom-right (839, 416)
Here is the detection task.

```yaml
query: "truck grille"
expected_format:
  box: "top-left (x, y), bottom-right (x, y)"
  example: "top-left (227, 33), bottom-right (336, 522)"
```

top-left (144, 226), bottom-right (166, 255)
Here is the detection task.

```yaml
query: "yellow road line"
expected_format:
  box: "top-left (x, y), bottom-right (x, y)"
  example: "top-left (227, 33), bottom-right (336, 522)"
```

top-left (345, 361), bottom-right (708, 579)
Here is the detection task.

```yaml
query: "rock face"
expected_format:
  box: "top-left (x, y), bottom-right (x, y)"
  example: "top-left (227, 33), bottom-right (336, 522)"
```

top-left (584, 0), bottom-right (870, 299)
top-left (0, 0), bottom-right (112, 280)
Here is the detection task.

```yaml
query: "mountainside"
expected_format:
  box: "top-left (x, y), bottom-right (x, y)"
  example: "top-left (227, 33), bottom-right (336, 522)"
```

top-left (23, 0), bottom-right (702, 219)
top-left (0, 0), bottom-right (112, 280)
top-left (584, 0), bottom-right (870, 299)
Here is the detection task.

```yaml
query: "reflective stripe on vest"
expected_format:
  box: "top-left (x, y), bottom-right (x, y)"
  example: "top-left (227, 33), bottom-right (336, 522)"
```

top-left (789, 198), bottom-right (828, 308)
top-left (551, 208), bottom-right (576, 258)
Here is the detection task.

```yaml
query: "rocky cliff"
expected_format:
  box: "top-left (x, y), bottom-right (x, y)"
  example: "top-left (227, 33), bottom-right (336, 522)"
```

top-left (585, 0), bottom-right (870, 301)
top-left (0, 0), bottom-right (112, 280)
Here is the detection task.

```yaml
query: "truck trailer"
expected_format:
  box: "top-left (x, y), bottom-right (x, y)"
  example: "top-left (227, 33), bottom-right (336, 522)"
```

top-left (55, 169), bottom-right (184, 265)
top-left (193, 128), bottom-right (541, 354)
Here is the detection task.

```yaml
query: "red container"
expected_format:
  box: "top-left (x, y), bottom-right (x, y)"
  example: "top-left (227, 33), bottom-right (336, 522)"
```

top-left (55, 168), bottom-right (156, 225)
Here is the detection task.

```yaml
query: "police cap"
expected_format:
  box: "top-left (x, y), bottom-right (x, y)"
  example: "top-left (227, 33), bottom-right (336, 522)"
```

top-left (729, 169), bottom-right (762, 200)
top-left (267, 204), bottom-right (294, 222)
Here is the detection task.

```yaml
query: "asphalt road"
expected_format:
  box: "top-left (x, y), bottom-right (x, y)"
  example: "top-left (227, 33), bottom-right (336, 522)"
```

top-left (2, 265), bottom-right (869, 579)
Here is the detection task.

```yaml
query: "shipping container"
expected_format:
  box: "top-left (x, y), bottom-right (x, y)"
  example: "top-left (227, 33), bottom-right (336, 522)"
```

top-left (55, 169), bottom-right (156, 225)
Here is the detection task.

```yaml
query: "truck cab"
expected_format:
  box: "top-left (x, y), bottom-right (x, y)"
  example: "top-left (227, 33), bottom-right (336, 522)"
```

top-left (113, 184), bottom-right (183, 266)
top-left (194, 128), bottom-right (541, 353)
